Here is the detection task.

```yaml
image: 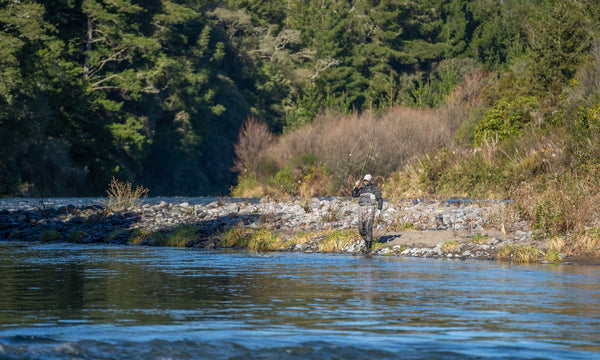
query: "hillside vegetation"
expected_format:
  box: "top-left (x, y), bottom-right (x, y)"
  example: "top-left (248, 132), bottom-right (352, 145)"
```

top-left (5, 0), bottom-right (596, 196)
top-left (3, 0), bottom-right (600, 255)
top-left (228, 1), bottom-right (600, 257)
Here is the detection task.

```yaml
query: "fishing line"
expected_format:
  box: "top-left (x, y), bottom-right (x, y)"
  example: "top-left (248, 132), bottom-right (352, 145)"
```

top-left (359, 122), bottom-right (376, 180)
top-left (348, 135), bottom-right (363, 158)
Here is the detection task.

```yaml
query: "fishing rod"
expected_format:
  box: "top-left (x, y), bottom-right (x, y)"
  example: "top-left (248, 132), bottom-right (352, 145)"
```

top-left (349, 122), bottom-right (376, 184)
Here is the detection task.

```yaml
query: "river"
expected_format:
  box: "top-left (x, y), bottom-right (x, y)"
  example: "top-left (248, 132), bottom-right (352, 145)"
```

top-left (0, 242), bottom-right (599, 359)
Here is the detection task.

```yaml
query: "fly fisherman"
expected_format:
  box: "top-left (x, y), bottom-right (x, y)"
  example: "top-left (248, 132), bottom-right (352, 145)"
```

top-left (352, 174), bottom-right (383, 254)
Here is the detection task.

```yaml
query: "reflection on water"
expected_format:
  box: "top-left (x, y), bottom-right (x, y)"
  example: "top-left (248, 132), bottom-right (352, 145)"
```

top-left (0, 242), bottom-right (599, 360)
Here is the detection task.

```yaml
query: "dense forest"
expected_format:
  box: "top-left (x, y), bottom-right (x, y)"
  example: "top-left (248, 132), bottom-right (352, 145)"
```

top-left (1, 0), bottom-right (599, 197)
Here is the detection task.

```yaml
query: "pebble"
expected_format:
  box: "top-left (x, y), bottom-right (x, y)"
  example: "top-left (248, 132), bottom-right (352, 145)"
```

top-left (0, 197), bottom-right (528, 259)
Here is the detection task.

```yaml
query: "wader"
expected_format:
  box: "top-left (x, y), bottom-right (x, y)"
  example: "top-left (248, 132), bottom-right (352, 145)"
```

top-left (358, 192), bottom-right (377, 253)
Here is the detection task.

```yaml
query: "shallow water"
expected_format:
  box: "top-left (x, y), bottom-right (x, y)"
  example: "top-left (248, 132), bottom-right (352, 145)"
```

top-left (0, 242), bottom-right (599, 360)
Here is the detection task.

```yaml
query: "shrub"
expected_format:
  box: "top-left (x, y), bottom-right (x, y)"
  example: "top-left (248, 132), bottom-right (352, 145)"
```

top-left (230, 172), bottom-right (265, 198)
top-left (103, 177), bottom-right (149, 212)
top-left (231, 105), bottom-right (457, 197)
top-left (565, 228), bottom-right (600, 257)
top-left (512, 173), bottom-right (600, 236)
top-left (320, 203), bottom-right (341, 222)
top-left (545, 249), bottom-right (562, 263)
top-left (473, 96), bottom-right (538, 146)
top-left (104, 228), bottom-right (125, 243)
top-left (232, 117), bottom-right (275, 174)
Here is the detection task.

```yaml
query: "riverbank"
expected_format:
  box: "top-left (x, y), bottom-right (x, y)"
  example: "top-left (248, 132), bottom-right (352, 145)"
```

top-left (0, 197), bottom-right (569, 263)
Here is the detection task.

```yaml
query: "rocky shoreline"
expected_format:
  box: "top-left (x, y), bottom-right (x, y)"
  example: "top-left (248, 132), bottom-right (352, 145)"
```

top-left (0, 197), bottom-right (547, 261)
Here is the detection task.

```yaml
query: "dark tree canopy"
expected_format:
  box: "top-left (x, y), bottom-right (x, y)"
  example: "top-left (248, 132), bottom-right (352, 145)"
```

top-left (0, 0), bottom-right (598, 196)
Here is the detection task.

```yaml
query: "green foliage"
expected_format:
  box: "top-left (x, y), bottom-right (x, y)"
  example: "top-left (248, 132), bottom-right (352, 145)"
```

top-left (156, 225), bottom-right (197, 247)
top-left (2, 0), bottom-right (600, 200)
top-left (474, 97), bottom-right (538, 146)
top-left (471, 233), bottom-right (488, 245)
top-left (221, 225), bottom-right (280, 252)
top-left (544, 249), bottom-right (562, 263)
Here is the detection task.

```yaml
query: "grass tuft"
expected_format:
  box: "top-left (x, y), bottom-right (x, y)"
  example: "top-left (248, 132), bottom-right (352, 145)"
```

top-left (441, 240), bottom-right (461, 252)
top-left (471, 233), bottom-right (488, 244)
top-left (498, 245), bottom-right (544, 263)
top-left (221, 225), bottom-right (280, 252)
top-left (318, 230), bottom-right (360, 252)
top-left (156, 225), bottom-right (197, 247)
top-left (129, 228), bottom-right (151, 244)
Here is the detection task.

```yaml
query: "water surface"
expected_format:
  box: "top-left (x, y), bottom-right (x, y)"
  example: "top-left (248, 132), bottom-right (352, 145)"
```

top-left (0, 242), bottom-right (599, 359)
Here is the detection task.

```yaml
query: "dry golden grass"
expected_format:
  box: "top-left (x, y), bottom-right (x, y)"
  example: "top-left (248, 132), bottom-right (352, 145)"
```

top-left (441, 240), bottom-right (461, 253)
top-left (221, 225), bottom-right (281, 252)
top-left (318, 230), bottom-right (361, 252)
top-left (498, 245), bottom-right (544, 263)
top-left (232, 104), bottom-right (459, 197)
top-left (564, 229), bottom-right (600, 257)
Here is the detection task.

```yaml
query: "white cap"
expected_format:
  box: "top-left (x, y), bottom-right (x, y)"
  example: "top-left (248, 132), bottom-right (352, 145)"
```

top-left (363, 174), bottom-right (372, 182)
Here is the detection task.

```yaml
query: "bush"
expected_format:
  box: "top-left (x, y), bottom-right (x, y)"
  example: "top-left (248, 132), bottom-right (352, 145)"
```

top-left (129, 228), bottom-right (151, 244)
top-left (473, 96), bottom-right (538, 146)
top-left (231, 105), bottom-right (458, 197)
top-left (232, 117), bottom-right (275, 175)
top-left (103, 177), bottom-right (149, 212)
top-left (230, 172), bottom-right (265, 198)
top-left (512, 173), bottom-right (600, 236)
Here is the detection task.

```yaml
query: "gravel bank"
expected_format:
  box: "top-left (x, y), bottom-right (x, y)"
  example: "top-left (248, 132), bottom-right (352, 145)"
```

top-left (0, 197), bottom-right (536, 260)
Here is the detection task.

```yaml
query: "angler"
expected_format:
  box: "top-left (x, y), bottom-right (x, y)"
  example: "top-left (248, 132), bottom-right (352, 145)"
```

top-left (351, 174), bottom-right (383, 254)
